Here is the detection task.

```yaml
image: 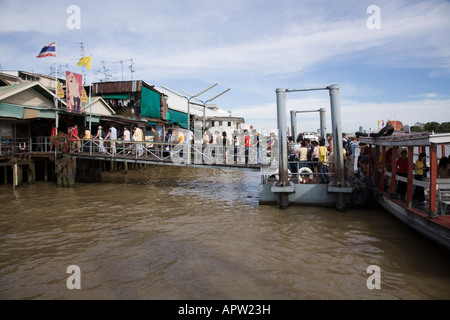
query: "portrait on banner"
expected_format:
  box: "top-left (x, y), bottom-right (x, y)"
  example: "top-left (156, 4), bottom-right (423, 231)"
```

top-left (66, 71), bottom-right (82, 113)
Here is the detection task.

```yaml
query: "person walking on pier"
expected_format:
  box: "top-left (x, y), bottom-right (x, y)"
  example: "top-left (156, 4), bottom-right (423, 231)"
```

top-left (49, 125), bottom-right (57, 152)
top-left (222, 131), bottom-right (229, 163)
top-left (70, 124), bottom-right (81, 153)
top-left (244, 130), bottom-right (250, 165)
top-left (84, 127), bottom-right (91, 153)
top-left (134, 125), bottom-right (144, 157)
top-left (93, 126), bottom-right (105, 153)
top-left (151, 126), bottom-right (161, 158)
top-left (123, 127), bottom-right (131, 155)
top-left (105, 124), bottom-right (117, 155)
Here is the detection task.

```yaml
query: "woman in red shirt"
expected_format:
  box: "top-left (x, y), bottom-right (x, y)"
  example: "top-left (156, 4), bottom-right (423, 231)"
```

top-left (396, 150), bottom-right (408, 199)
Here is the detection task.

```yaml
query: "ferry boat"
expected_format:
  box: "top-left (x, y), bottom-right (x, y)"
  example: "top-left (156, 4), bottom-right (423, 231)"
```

top-left (358, 130), bottom-right (450, 252)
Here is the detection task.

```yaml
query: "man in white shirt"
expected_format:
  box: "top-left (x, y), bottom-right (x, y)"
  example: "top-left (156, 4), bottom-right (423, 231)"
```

top-left (123, 127), bottom-right (131, 154)
top-left (105, 124), bottom-right (118, 155)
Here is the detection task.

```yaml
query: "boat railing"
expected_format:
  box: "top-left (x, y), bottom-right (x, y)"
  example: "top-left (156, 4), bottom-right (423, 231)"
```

top-left (365, 135), bottom-right (450, 215)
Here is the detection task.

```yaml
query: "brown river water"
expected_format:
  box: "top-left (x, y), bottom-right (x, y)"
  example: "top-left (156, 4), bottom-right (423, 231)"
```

top-left (1, 165), bottom-right (449, 300)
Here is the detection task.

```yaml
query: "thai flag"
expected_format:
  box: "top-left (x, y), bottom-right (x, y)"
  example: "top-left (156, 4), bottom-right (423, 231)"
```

top-left (36, 42), bottom-right (56, 58)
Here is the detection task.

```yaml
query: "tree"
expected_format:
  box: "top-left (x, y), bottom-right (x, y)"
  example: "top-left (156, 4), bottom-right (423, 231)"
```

top-left (438, 122), bottom-right (450, 133)
top-left (410, 121), bottom-right (450, 133)
top-left (424, 122), bottom-right (440, 132)
top-left (410, 122), bottom-right (425, 132)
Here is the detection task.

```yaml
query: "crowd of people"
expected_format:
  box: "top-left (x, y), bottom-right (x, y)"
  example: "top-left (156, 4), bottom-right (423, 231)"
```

top-left (285, 132), bottom-right (361, 184)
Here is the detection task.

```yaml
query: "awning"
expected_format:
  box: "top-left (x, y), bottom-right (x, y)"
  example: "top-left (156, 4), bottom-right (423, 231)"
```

top-left (86, 115), bottom-right (100, 123)
top-left (0, 103), bottom-right (56, 120)
top-left (102, 93), bottom-right (131, 100)
top-left (0, 103), bottom-right (24, 119)
top-left (141, 86), bottom-right (160, 118)
top-left (167, 109), bottom-right (188, 129)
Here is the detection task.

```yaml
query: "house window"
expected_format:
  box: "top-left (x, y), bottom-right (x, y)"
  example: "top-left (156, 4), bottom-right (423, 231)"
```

top-left (228, 121), bottom-right (231, 127)
top-left (219, 121), bottom-right (223, 126)
top-left (211, 121), bottom-right (215, 127)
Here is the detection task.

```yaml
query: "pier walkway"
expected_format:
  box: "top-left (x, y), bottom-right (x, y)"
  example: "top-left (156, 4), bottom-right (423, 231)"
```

top-left (0, 136), bottom-right (264, 172)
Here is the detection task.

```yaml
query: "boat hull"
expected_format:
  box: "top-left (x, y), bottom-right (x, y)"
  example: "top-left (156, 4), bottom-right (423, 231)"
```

top-left (375, 192), bottom-right (450, 251)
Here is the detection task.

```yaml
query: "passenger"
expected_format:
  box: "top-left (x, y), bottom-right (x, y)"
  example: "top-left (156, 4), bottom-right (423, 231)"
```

top-left (343, 140), bottom-right (349, 178)
top-left (178, 129), bottom-right (185, 158)
top-left (105, 124), bottom-right (117, 155)
top-left (123, 127), bottom-right (131, 155)
top-left (305, 139), bottom-right (313, 170)
top-left (151, 126), bottom-right (161, 157)
top-left (438, 156), bottom-right (450, 179)
top-left (385, 147), bottom-right (393, 172)
top-left (347, 137), bottom-right (358, 179)
top-left (244, 130), bottom-right (250, 165)
top-left (288, 136), bottom-right (297, 173)
top-left (413, 152), bottom-right (427, 202)
top-left (327, 135), bottom-right (334, 174)
top-left (166, 129), bottom-right (173, 152)
top-left (311, 140), bottom-right (320, 173)
top-left (84, 127), bottom-right (91, 153)
top-left (133, 125), bottom-right (144, 157)
top-left (50, 125), bottom-right (58, 151)
top-left (203, 130), bottom-right (210, 152)
top-left (296, 140), bottom-right (308, 169)
top-left (396, 150), bottom-right (408, 199)
top-left (74, 124), bottom-right (82, 153)
top-left (233, 131), bottom-right (239, 164)
top-left (251, 129), bottom-right (260, 163)
top-left (92, 125), bottom-right (105, 153)
top-left (319, 139), bottom-right (330, 184)
top-left (269, 132), bottom-right (278, 166)
top-left (222, 131), bottom-right (228, 162)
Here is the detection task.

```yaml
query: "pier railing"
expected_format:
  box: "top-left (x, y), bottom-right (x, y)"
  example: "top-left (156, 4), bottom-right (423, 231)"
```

top-left (1, 136), bottom-right (267, 168)
top-left (0, 137), bottom-right (34, 155)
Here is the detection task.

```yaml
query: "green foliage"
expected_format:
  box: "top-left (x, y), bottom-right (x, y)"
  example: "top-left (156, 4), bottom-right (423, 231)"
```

top-left (50, 133), bottom-right (74, 153)
top-left (410, 122), bottom-right (450, 133)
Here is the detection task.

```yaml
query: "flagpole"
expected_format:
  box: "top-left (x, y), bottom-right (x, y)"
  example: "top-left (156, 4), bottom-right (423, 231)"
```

top-left (54, 41), bottom-right (59, 132)
top-left (88, 54), bottom-right (92, 132)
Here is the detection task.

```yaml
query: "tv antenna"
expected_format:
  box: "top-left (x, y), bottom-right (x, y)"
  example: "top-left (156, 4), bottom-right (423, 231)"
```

top-left (113, 59), bottom-right (134, 81)
top-left (95, 60), bottom-right (113, 82)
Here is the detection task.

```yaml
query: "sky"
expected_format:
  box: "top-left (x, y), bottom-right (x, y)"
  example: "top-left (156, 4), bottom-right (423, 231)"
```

top-left (0, 0), bottom-right (449, 134)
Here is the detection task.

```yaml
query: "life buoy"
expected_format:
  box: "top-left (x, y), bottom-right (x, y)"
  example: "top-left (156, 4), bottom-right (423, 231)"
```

top-left (298, 167), bottom-right (313, 183)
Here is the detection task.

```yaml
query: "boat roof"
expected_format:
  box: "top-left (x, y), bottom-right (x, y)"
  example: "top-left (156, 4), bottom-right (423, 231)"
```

top-left (359, 132), bottom-right (450, 147)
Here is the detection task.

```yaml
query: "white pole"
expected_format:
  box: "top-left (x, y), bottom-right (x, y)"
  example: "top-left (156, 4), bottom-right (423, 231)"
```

top-left (88, 54), bottom-right (93, 132)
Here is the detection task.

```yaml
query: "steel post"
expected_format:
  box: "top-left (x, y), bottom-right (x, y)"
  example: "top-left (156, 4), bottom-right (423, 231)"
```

top-left (276, 88), bottom-right (289, 209)
top-left (319, 108), bottom-right (326, 141)
top-left (328, 84), bottom-right (345, 211)
top-left (290, 110), bottom-right (297, 140)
